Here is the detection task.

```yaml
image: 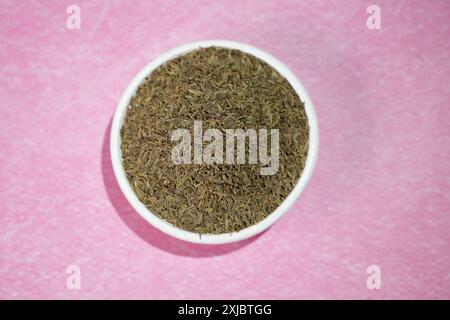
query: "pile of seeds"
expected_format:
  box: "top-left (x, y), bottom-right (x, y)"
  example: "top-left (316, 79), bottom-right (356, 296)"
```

top-left (120, 47), bottom-right (309, 234)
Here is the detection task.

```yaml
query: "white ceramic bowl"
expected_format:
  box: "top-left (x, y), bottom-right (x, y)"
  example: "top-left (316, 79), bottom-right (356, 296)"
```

top-left (111, 40), bottom-right (319, 245)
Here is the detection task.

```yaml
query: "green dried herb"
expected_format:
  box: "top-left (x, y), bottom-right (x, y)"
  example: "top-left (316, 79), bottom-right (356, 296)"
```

top-left (120, 47), bottom-right (309, 234)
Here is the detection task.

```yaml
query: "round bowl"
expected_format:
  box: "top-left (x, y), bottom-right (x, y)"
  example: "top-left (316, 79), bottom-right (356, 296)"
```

top-left (110, 40), bottom-right (319, 245)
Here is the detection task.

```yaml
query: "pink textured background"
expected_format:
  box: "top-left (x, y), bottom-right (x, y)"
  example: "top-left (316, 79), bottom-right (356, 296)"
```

top-left (1, 0), bottom-right (449, 299)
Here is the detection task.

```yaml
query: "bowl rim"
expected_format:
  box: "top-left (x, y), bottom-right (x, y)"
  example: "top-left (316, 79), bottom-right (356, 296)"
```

top-left (110, 39), bottom-right (319, 245)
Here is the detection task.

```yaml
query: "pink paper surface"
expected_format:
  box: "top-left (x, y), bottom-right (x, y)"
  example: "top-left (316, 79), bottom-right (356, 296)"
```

top-left (1, 0), bottom-right (449, 299)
